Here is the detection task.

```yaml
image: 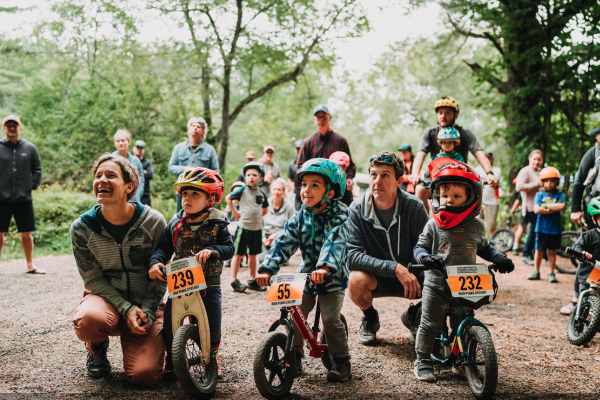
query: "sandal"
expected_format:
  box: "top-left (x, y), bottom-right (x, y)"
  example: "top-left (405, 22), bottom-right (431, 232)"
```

top-left (560, 302), bottom-right (576, 315)
top-left (26, 268), bottom-right (46, 274)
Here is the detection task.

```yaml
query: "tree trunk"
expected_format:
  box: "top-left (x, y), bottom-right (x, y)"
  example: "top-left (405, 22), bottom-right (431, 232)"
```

top-left (218, 63), bottom-right (232, 169)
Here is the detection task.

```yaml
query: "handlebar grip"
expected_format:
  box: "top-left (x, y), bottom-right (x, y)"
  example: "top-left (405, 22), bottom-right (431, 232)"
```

top-left (407, 263), bottom-right (425, 274)
top-left (324, 272), bottom-right (334, 284)
top-left (564, 246), bottom-right (584, 260)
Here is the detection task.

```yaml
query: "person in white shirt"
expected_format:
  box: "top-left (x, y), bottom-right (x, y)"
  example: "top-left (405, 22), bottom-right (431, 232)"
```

top-left (475, 152), bottom-right (502, 234)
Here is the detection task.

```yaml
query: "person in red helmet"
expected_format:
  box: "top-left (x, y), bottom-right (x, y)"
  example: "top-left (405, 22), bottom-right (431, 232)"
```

top-left (329, 151), bottom-right (354, 206)
top-left (148, 167), bottom-right (235, 380)
top-left (412, 157), bottom-right (514, 382)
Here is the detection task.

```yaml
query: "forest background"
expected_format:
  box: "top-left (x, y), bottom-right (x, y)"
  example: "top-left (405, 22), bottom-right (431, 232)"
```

top-left (0, 0), bottom-right (598, 259)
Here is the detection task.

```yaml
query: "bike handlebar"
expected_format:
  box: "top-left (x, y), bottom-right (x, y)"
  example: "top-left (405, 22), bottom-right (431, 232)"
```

top-left (408, 262), bottom-right (497, 274)
top-left (563, 247), bottom-right (595, 264)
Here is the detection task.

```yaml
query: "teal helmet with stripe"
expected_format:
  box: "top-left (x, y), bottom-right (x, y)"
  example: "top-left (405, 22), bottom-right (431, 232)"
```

top-left (243, 161), bottom-right (265, 178)
top-left (437, 126), bottom-right (461, 145)
top-left (295, 158), bottom-right (346, 201)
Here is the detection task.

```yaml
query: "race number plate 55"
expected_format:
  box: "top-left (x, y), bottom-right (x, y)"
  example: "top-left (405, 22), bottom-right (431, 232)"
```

top-left (446, 264), bottom-right (495, 298)
top-left (166, 256), bottom-right (207, 299)
top-left (266, 273), bottom-right (307, 309)
top-left (586, 262), bottom-right (600, 286)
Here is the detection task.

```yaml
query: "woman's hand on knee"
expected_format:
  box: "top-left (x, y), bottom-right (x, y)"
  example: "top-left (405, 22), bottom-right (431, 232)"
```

top-left (127, 307), bottom-right (150, 335)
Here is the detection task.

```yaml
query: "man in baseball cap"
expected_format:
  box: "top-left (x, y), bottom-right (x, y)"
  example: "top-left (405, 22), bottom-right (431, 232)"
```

top-left (133, 140), bottom-right (154, 207)
top-left (313, 104), bottom-right (331, 115)
top-left (0, 115), bottom-right (44, 274)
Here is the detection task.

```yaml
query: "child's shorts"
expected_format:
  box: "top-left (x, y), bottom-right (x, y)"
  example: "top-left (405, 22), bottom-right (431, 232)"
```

top-left (535, 232), bottom-right (561, 251)
top-left (234, 228), bottom-right (262, 256)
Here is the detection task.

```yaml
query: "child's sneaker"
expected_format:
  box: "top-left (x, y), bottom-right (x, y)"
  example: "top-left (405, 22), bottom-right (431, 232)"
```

top-left (451, 357), bottom-right (465, 376)
top-left (295, 351), bottom-right (303, 375)
top-left (512, 249), bottom-right (519, 255)
top-left (247, 279), bottom-right (267, 291)
top-left (231, 279), bottom-right (248, 292)
top-left (163, 350), bottom-right (178, 382)
top-left (527, 270), bottom-right (540, 280)
top-left (414, 359), bottom-right (436, 382)
top-left (326, 358), bottom-right (351, 382)
top-left (547, 273), bottom-right (558, 283)
top-left (216, 356), bottom-right (222, 379)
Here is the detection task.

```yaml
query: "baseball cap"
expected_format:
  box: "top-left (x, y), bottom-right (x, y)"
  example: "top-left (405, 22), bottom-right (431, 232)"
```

top-left (134, 140), bottom-right (146, 148)
top-left (591, 126), bottom-right (600, 135)
top-left (294, 139), bottom-right (303, 148)
top-left (313, 104), bottom-right (331, 115)
top-left (3, 115), bottom-right (21, 127)
top-left (264, 145), bottom-right (275, 153)
top-left (485, 152), bottom-right (494, 158)
top-left (399, 144), bottom-right (411, 152)
top-left (245, 151), bottom-right (255, 158)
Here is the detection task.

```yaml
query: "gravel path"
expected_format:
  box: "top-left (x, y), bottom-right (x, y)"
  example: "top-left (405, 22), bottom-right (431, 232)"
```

top-left (1, 252), bottom-right (599, 398)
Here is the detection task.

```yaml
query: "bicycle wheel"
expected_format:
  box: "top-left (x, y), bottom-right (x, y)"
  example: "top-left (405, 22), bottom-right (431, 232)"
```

top-left (253, 331), bottom-right (296, 400)
top-left (489, 228), bottom-right (515, 253)
top-left (172, 324), bottom-right (218, 399)
top-left (556, 231), bottom-right (579, 274)
top-left (567, 296), bottom-right (600, 346)
top-left (465, 326), bottom-right (498, 399)
top-left (320, 314), bottom-right (348, 371)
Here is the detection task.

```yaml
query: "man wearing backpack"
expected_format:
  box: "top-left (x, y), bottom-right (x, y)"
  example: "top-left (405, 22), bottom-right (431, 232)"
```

top-left (571, 126), bottom-right (600, 228)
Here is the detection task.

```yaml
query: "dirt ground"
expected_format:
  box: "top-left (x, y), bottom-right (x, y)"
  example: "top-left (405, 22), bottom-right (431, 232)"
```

top-left (1, 251), bottom-right (599, 399)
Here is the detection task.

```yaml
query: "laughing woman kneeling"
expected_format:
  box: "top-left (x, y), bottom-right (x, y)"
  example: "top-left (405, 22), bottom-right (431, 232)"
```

top-left (70, 153), bottom-right (167, 386)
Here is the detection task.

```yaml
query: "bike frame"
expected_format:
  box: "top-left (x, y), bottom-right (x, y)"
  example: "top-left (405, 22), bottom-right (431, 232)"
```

top-left (431, 307), bottom-right (490, 367)
top-left (273, 301), bottom-right (328, 361)
top-left (575, 285), bottom-right (600, 319)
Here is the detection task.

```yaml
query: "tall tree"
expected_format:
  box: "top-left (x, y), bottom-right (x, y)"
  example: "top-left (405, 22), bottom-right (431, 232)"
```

top-left (147, 0), bottom-right (369, 168)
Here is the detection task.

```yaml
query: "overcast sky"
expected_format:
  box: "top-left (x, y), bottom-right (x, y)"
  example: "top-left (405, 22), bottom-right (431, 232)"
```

top-left (0, 0), bottom-right (441, 75)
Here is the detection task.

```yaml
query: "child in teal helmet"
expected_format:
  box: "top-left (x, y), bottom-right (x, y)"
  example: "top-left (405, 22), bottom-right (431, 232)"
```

top-left (560, 197), bottom-right (600, 315)
top-left (434, 127), bottom-right (465, 163)
top-left (256, 158), bottom-right (352, 383)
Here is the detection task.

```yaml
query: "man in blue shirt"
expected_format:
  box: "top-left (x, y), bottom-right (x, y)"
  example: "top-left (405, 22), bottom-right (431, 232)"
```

top-left (168, 117), bottom-right (219, 211)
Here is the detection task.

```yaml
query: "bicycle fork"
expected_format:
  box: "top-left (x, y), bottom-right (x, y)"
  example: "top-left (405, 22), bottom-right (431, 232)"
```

top-left (575, 286), bottom-right (599, 319)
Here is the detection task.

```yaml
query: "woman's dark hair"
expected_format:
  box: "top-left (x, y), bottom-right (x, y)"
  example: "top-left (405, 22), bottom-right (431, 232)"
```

top-left (92, 153), bottom-right (140, 201)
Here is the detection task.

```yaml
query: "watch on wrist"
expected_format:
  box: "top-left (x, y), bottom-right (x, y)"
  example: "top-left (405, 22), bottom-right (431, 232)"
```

top-left (486, 171), bottom-right (494, 176)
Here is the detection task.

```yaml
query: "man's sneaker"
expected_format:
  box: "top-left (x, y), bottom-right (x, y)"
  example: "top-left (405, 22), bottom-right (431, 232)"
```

top-left (295, 351), bottom-right (303, 375)
top-left (452, 357), bottom-right (465, 376)
top-left (521, 256), bottom-right (534, 265)
top-left (326, 358), bottom-right (351, 382)
top-left (401, 302), bottom-right (421, 342)
top-left (548, 273), bottom-right (558, 283)
top-left (527, 270), bottom-right (540, 280)
top-left (247, 279), bottom-right (267, 291)
top-left (86, 339), bottom-right (111, 378)
top-left (357, 312), bottom-right (380, 346)
top-left (414, 359), bottom-right (436, 382)
top-left (231, 279), bottom-right (248, 292)
top-left (512, 249), bottom-right (519, 256)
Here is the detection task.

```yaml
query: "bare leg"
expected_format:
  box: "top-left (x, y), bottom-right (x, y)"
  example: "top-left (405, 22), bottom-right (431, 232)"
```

top-left (348, 271), bottom-right (378, 310)
top-left (514, 224), bottom-right (524, 247)
top-left (534, 249), bottom-right (543, 272)
top-left (248, 255), bottom-right (258, 280)
top-left (548, 249), bottom-right (556, 274)
top-left (415, 186), bottom-right (432, 215)
top-left (21, 232), bottom-right (35, 271)
top-left (230, 254), bottom-right (242, 280)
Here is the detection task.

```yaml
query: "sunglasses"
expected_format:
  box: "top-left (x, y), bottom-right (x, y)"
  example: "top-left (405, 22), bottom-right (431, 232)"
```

top-left (370, 154), bottom-right (395, 164)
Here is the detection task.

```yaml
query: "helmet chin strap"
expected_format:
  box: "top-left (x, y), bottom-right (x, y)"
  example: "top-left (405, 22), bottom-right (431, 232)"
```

top-left (306, 184), bottom-right (331, 240)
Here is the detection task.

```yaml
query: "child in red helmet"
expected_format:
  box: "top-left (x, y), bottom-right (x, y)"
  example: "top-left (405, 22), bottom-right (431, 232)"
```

top-left (412, 157), bottom-right (514, 382)
top-left (329, 151), bottom-right (354, 206)
top-left (148, 167), bottom-right (235, 380)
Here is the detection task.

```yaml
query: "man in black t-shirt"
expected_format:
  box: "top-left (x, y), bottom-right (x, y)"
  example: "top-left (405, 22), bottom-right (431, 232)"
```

top-left (408, 97), bottom-right (498, 213)
top-left (571, 127), bottom-right (600, 228)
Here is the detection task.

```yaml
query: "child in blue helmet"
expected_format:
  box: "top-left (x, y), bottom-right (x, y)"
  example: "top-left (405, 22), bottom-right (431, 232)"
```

top-left (434, 127), bottom-right (465, 163)
top-left (256, 158), bottom-right (351, 382)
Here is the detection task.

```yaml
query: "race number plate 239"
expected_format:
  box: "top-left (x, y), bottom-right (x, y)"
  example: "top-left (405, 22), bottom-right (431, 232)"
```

top-left (266, 273), bottom-right (306, 309)
top-left (446, 264), bottom-right (494, 298)
top-left (166, 256), bottom-right (207, 299)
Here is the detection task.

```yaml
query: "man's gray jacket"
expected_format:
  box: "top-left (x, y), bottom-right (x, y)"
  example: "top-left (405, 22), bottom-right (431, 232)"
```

top-left (0, 138), bottom-right (42, 202)
top-left (347, 188), bottom-right (429, 278)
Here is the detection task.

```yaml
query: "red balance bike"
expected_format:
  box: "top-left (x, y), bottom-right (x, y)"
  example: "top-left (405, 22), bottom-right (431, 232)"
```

top-left (252, 273), bottom-right (347, 400)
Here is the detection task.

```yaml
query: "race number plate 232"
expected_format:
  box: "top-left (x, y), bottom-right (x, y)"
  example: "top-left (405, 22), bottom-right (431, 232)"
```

top-left (446, 264), bottom-right (494, 298)
top-left (266, 273), bottom-right (306, 309)
top-left (166, 256), bottom-right (207, 299)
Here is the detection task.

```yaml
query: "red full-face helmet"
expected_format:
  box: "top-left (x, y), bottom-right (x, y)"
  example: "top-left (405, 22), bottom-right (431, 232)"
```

top-left (428, 157), bottom-right (482, 230)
